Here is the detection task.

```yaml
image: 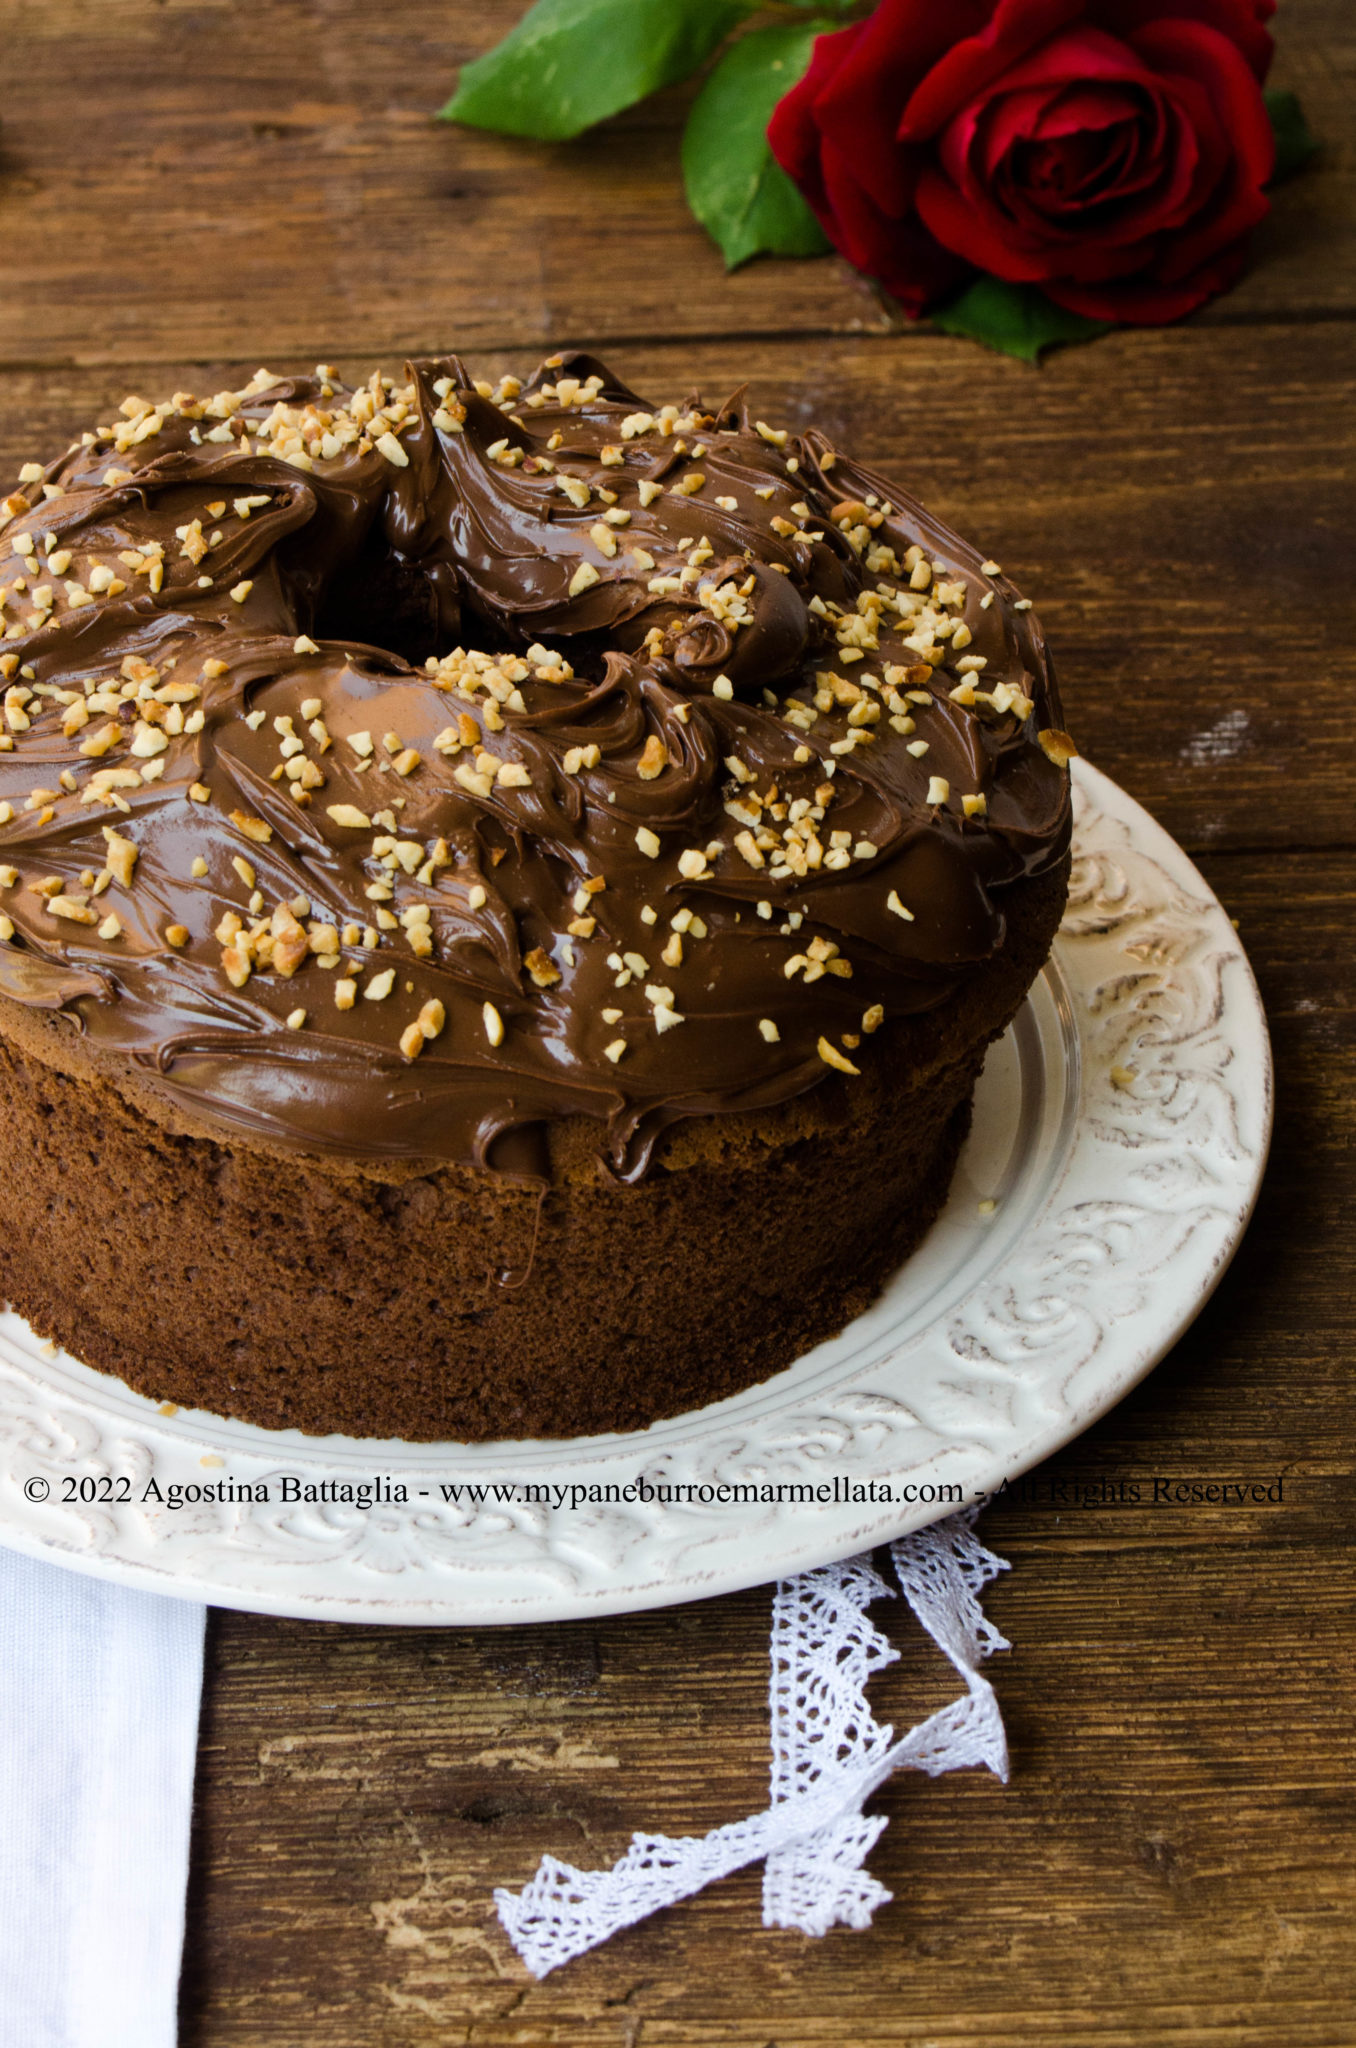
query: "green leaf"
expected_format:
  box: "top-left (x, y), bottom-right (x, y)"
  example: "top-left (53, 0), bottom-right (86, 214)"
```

top-left (441, 0), bottom-right (752, 143)
top-left (1265, 88), bottom-right (1320, 186)
top-left (929, 277), bottom-right (1111, 362)
top-left (683, 23), bottom-right (832, 268)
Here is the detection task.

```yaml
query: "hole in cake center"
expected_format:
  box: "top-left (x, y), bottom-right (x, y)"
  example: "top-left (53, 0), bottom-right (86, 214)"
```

top-left (310, 531), bottom-right (446, 667)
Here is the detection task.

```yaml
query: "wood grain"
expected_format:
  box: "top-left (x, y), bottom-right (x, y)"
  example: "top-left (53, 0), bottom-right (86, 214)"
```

top-left (177, 847), bottom-right (1356, 2044)
top-left (0, 0), bottom-right (1349, 366)
top-left (0, 0), bottom-right (1352, 2040)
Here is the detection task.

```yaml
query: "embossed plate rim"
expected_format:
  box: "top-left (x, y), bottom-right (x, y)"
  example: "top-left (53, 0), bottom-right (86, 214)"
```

top-left (0, 761), bottom-right (1272, 1623)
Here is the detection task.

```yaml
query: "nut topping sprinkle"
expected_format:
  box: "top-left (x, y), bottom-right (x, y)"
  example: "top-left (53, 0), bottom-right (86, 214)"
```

top-left (0, 349), bottom-right (1071, 1178)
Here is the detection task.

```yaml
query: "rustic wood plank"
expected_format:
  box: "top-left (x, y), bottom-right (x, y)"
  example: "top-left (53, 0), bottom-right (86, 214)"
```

top-left (179, 845), bottom-right (1356, 2044)
top-left (182, 1537), bottom-right (1356, 2046)
top-left (1, 2), bottom-right (1349, 2034)
top-left (2, 323), bottom-right (1352, 854)
top-left (0, 0), bottom-right (1348, 368)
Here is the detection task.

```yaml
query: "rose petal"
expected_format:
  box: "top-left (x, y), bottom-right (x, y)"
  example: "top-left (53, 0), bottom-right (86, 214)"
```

top-left (1153, 158), bottom-right (1269, 284)
top-left (934, 20), bottom-right (1191, 198)
top-left (855, 213), bottom-right (974, 315)
top-left (817, 140), bottom-right (913, 274)
top-left (975, 82), bottom-right (1184, 227)
top-left (1002, 123), bottom-right (1168, 228)
top-left (1129, 19), bottom-right (1275, 188)
top-left (813, 148), bottom-right (967, 310)
top-left (914, 162), bottom-right (1153, 280)
top-left (900, 0), bottom-right (1088, 141)
top-left (998, 93), bottom-right (1201, 244)
top-left (937, 19), bottom-right (1186, 115)
top-left (977, 83), bottom-right (1143, 179)
top-left (942, 55), bottom-right (1202, 256)
top-left (814, 0), bottom-right (992, 215)
top-left (1031, 80), bottom-right (1151, 139)
top-left (1043, 232), bottom-right (1252, 320)
top-left (1096, 0), bottom-right (1274, 83)
top-left (765, 3), bottom-right (972, 314)
top-left (766, 24), bottom-right (867, 224)
top-left (1019, 116), bottom-right (1168, 215)
top-left (1117, 23), bottom-right (1273, 283)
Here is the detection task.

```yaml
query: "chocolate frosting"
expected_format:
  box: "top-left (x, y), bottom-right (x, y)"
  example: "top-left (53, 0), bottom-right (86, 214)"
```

top-left (0, 353), bottom-right (1072, 1181)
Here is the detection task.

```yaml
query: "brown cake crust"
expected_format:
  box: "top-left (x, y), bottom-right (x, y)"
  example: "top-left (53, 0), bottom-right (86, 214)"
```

top-left (0, 858), bottom-right (1067, 1441)
top-left (0, 352), bottom-right (1075, 1440)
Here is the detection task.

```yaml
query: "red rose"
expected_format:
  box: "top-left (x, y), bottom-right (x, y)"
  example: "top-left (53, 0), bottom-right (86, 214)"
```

top-left (767, 0), bottom-right (1276, 323)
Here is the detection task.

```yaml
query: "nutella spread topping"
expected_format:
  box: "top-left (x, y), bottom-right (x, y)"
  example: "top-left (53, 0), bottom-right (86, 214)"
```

top-left (0, 352), bottom-right (1072, 1179)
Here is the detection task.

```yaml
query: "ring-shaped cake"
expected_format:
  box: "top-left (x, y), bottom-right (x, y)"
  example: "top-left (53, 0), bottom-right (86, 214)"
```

top-left (0, 353), bottom-right (1072, 1440)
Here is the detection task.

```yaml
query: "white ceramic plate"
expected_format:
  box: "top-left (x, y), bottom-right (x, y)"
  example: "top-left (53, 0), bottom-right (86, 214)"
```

top-left (0, 761), bottom-right (1270, 1625)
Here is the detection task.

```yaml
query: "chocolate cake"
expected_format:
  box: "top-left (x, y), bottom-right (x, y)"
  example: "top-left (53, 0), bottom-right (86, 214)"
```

top-left (0, 353), bottom-right (1073, 1440)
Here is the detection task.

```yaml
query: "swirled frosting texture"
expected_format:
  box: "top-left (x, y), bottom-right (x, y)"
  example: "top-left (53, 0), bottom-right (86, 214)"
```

top-left (0, 353), bottom-right (1071, 1180)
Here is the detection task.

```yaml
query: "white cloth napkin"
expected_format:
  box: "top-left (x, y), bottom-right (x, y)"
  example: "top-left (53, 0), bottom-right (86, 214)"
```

top-left (0, 1512), bottom-right (1008, 2021)
top-left (0, 1550), bottom-right (205, 2048)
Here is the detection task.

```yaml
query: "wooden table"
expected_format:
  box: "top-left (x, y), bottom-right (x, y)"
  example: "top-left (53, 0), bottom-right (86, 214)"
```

top-left (3, 3), bottom-right (1353, 2039)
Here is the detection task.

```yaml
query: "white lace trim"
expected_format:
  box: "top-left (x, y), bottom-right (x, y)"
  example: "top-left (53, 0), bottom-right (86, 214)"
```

top-left (495, 1510), bottom-right (1009, 1977)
